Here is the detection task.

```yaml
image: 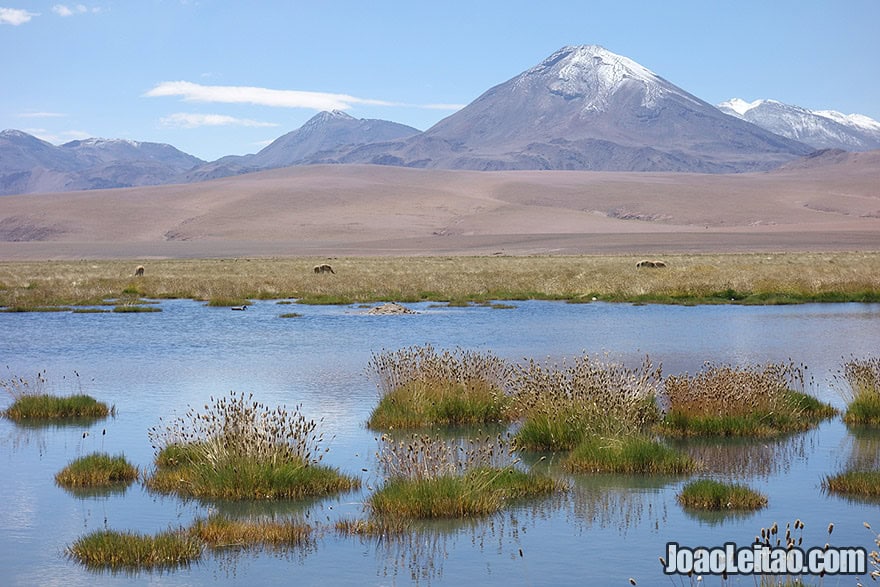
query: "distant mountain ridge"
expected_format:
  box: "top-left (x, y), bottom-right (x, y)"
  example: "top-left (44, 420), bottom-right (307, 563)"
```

top-left (718, 98), bottom-right (880, 151)
top-left (2, 44), bottom-right (879, 195)
top-left (0, 130), bottom-right (204, 195)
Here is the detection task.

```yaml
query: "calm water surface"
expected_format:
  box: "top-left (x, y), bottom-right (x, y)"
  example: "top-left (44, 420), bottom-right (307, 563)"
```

top-left (2, 300), bottom-right (879, 586)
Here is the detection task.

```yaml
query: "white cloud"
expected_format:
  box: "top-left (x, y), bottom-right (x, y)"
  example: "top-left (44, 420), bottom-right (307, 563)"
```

top-left (160, 112), bottom-right (279, 129)
top-left (145, 81), bottom-right (395, 111)
top-left (0, 7), bottom-right (38, 25)
top-left (18, 111), bottom-right (67, 118)
top-left (52, 4), bottom-right (96, 17)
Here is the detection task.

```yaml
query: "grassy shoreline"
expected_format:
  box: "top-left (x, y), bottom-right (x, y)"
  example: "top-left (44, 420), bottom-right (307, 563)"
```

top-left (1, 252), bottom-right (878, 310)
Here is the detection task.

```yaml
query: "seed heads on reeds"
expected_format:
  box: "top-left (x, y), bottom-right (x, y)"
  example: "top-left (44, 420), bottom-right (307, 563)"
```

top-left (836, 356), bottom-right (880, 426)
top-left (511, 354), bottom-right (661, 450)
top-left (659, 361), bottom-right (835, 437)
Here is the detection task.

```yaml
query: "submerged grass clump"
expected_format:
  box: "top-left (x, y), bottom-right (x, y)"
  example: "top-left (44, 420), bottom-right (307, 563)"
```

top-left (823, 470), bottom-right (880, 498)
top-left (55, 453), bottom-right (138, 488)
top-left (189, 514), bottom-right (312, 550)
top-left (677, 478), bottom-right (768, 511)
top-left (837, 357), bottom-right (880, 426)
top-left (657, 362), bottom-right (836, 437)
top-left (369, 433), bottom-right (562, 519)
top-left (367, 345), bottom-right (514, 429)
top-left (512, 355), bottom-right (661, 451)
top-left (145, 391), bottom-right (359, 500)
top-left (1, 370), bottom-right (111, 421)
top-left (564, 435), bottom-right (697, 475)
top-left (67, 528), bottom-right (201, 570)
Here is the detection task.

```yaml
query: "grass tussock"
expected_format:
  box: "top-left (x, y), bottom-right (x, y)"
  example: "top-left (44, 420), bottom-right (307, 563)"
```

top-left (206, 297), bottom-right (252, 307)
top-left (677, 479), bottom-right (768, 510)
top-left (658, 362), bottom-right (836, 437)
top-left (512, 355), bottom-right (661, 451)
top-left (367, 345), bottom-right (514, 429)
top-left (564, 435), bottom-right (697, 475)
top-left (189, 514), bottom-right (312, 550)
top-left (2, 371), bottom-right (111, 421)
top-left (112, 304), bottom-right (162, 313)
top-left (823, 470), bottom-right (880, 498)
top-left (370, 432), bottom-right (563, 519)
top-left (1, 253), bottom-right (878, 310)
top-left (67, 528), bottom-right (201, 570)
top-left (55, 453), bottom-right (138, 488)
top-left (837, 357), bottom-right (880, 426)
top-left (145, 391), bottom-right (359, 500)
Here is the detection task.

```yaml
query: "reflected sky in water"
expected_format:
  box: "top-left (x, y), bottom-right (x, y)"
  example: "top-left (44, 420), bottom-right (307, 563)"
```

top-left (1, 300), bottom-right (879, 585)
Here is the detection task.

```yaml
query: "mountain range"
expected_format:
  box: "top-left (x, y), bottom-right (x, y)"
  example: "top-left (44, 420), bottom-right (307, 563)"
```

top-left (2, 44), bottom-right (878, 196)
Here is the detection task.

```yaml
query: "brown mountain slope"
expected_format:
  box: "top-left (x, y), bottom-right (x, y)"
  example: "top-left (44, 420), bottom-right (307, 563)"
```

top-left (0, 155), bottom-right (878, 259)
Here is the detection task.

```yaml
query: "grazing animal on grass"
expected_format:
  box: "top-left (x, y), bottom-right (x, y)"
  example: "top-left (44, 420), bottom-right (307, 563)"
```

top-left (636, 260), bottom-right (667, 268)
top-left (313, 264), bottom-right (335, 274)
top-left (134, 265), bottom-right (145, 277)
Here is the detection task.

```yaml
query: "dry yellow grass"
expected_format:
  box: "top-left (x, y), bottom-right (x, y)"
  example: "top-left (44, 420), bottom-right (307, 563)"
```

top-left (0, 251), bottom-right (878, 308)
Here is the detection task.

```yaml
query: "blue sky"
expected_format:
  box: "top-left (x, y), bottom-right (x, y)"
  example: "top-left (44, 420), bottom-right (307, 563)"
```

top-left (2, 0), bottom-right (878, 161)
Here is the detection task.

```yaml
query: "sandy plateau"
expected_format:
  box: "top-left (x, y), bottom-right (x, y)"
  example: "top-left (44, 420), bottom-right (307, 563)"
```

top-left (0, 151), bottom-right (878, 259)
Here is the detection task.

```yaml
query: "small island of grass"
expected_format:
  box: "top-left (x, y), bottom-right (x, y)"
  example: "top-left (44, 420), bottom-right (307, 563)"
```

top-left (55, 453), bottom-right (138, 489)
top-left (564, 435), bottom-right (697, 475)
top-left (366, 433), bottom-right (563, 520)
top-left (823, 470), bottom-right (880, 499)
top-left (657, 362), bottom-right (836, 437)
top-left (677, 478), bottom-right (768, 511)
top-left (366, 345), bottom-right (514, 429)
top-left (2, 371), bottom-right (111, 422)
top-left (839, 357), bottom-right (880, 426)
top-left (145, 391), bottom-right (359, 501)
top-left (67, 528), bottom-right (201, 571)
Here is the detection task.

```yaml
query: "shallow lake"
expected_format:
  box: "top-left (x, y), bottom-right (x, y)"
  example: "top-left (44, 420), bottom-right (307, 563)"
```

top-left (2, 300), bottom-right (880, 586)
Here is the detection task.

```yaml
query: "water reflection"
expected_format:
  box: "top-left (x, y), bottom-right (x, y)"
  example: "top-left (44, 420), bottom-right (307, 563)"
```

top-left (839, 425), bottom-right (880, 471)
top-left (670, 430), bottom-right (815, 478)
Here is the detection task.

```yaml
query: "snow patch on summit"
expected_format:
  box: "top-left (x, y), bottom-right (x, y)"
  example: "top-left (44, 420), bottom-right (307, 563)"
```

top-left (532, 45), bottom-right (695, 112)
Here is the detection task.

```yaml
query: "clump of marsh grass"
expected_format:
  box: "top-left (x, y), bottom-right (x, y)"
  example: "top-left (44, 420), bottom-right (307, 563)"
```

top-left (189, 514), bottom-right (312, 550)
top-left (366, 345), bottom-right (514, 429)
top-left (1, 370), bottom-right (112, 421)
top-left (67, 528), bottom-right (202, 570)
top-left (112, 304), bottom-right (162, 313)
top-left (55, 453), bottom-right (138, 489)
top-left (511, 354), bottom-right (661, 451)
top-left (677, 478), bottom-right (767, 511)
top-left (658, 361), bottom-right (836, 437)
top-left (836, 356), bottom-right (880, 426)
top-left (145, 391), bottom-right (359, 500)
top-left (565, 435), bottom-right (697, 475)
top-left (369, 433), bottom-right (563, 519)
top-left (823, 470), bottom-right (880, 499)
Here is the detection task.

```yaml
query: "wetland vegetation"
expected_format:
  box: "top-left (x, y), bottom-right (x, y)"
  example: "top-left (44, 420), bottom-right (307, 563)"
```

top-left (1, 252), bottom-right (878, 311)
top-left (145, 392), bottom-right (359, 501)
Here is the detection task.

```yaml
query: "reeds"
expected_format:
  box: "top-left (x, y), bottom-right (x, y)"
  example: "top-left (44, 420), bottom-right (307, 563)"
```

top-left (564, 435), bottom-right (696, 475)
top-left (823, 470), bottom-right (880, 498)
top-left (55, 453), bottom-right (138, 488)
top-left (658, 361), bottom-right (836, 437)
top-left (677, 479), bottom-right (768, 510)
top-left (1, 370), bottom-right (111, 421)
top-left (511, 354), bottom-right (661, 451)
top-left (145, 391), bottom-right (359, 500)
top-left (368, 433), bottom-right (562, 519)
top-left (67, 528), bottom-right (202, 570)
top-left (190, 514), bottom-right (312, 550)
top-left (367, 345), bottom-right (514, 429)
top-left (837, 357), bottom-right (880, 426)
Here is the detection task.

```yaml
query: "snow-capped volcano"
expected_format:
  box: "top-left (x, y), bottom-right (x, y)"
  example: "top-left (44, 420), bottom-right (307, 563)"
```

top-left (331, 45), bottom-right (812, 172)
top-left (718, 98), bottom-right (880, 151)
top-left (527, 45), bottom-right (698, 112)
